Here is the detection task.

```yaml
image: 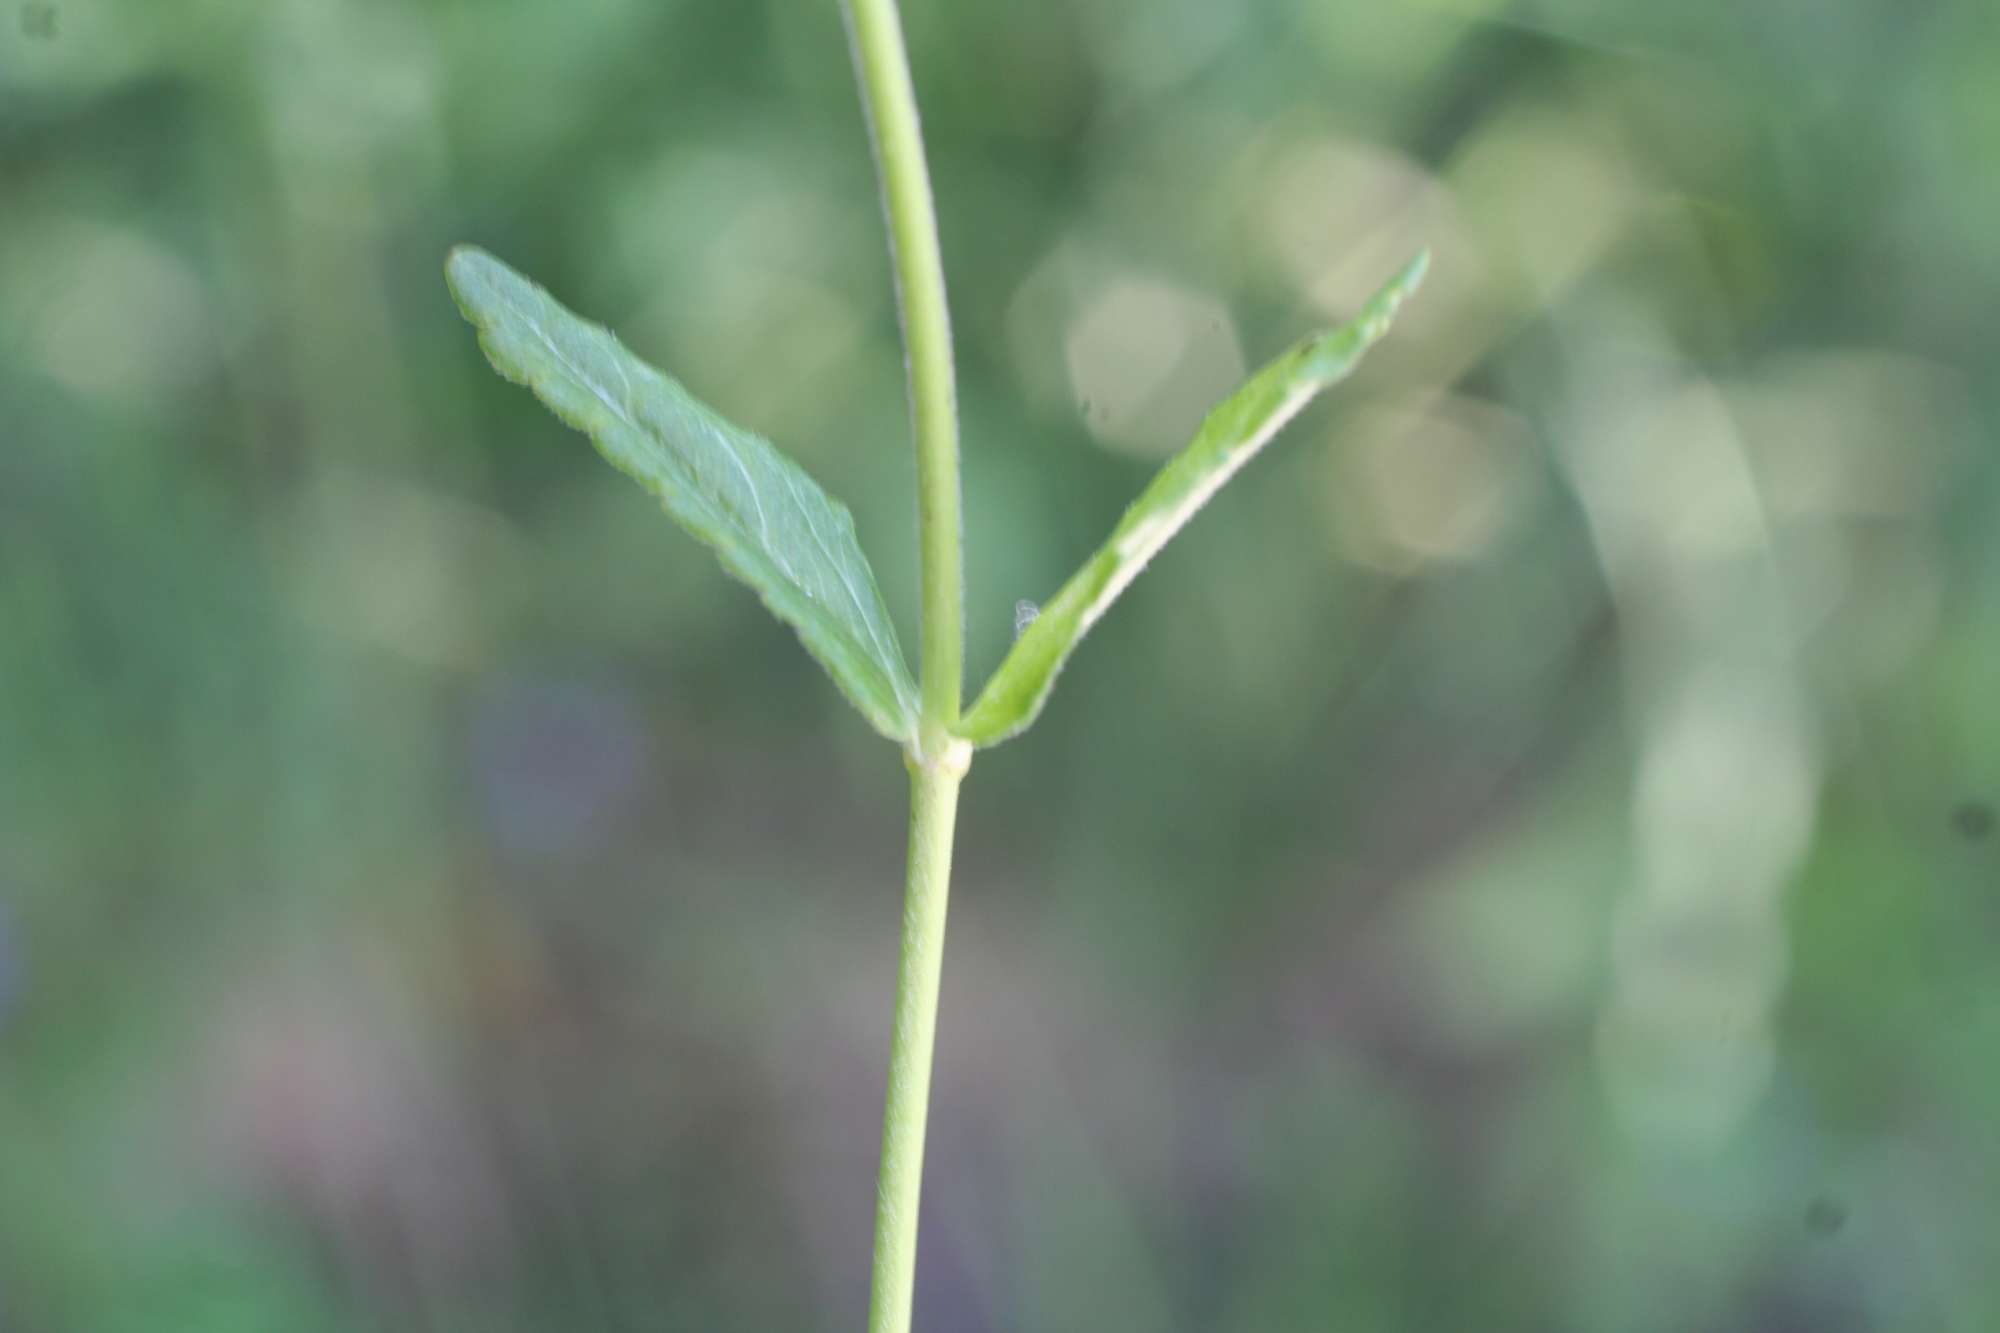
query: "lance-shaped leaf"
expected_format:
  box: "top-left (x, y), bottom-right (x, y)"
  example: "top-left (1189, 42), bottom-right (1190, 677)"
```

top-left (957, 251), bottom-right (1428, 747)
top-left (446, 247), bottom-right (920, 743)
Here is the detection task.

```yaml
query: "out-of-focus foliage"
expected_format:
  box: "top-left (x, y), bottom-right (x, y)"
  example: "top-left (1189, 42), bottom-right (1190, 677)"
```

top-left (3, 0), bottom-right (1998, 1329)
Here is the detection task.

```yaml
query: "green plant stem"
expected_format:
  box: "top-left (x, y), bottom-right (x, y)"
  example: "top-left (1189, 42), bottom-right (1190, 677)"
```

top-left (869, 744), bottom-right (968, 1333)
top-left (841, 2), bottom-right (970, 1329)
top-left (840, 0), bottom-right (964, 743)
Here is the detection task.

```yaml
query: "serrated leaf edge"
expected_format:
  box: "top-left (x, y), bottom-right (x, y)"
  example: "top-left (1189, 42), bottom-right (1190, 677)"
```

top-left (446, 247), bottom-right (921, 743)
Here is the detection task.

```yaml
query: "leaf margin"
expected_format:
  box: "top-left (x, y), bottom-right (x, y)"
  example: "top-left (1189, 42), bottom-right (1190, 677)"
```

top-left (956, 250), bottom-right (1430, 747)
top-left (444, 245), bottom-right (922, 743)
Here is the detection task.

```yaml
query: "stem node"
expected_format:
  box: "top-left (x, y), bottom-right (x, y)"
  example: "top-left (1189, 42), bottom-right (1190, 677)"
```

top-left (840, 3), bottom-right (970, 1332)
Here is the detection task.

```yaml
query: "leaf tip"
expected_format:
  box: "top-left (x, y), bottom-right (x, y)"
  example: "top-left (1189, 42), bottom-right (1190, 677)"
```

top-left (1360, 248), bottom-right (1429, 339)
top-left (1323, 249), bottom-right (1430, 369)
top-left (1393, 247), bottom-right (1431, 299)
top-left (444, 244), bottom-right (497, 304)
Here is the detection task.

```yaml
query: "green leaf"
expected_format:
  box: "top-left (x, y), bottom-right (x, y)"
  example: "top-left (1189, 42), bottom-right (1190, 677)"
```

top-left (445, 246), bottom-right (920, 743)
top-left (957, 251), bottom-right (1429, 747)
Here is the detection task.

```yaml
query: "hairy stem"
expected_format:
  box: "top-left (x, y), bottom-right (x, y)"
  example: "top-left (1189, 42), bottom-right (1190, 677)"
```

top-left (869, 745), bottom-right (969, 1333)
top-left (840, 2), bottom-right (970, 1331)
top-left (840, 0), bottom-right (964, 743)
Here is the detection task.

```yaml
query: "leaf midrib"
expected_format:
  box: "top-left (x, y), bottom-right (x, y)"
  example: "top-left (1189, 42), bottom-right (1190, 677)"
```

top-left (498, 279), bottom-right (913, 718)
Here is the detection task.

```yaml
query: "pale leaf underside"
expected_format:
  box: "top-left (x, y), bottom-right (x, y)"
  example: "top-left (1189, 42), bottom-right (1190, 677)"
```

top-left (956, 251), bottom-right (1429, 747)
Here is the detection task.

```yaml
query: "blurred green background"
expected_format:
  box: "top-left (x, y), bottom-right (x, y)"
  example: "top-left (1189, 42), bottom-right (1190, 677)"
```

top-left (5, 0), bottom-right (1999, 1328)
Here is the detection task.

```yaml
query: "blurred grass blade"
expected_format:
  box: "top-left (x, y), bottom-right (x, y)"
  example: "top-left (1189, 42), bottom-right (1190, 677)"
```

top-left (957, 251), bottom-right (1428, 747)
top-left (446, 247), bottom-right (921, 743)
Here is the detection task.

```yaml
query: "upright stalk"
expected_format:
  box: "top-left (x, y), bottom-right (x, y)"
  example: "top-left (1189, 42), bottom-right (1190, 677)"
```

top-left (841, 0), bottom-right (964, 746)
top-left (871, 743), bottom-right (968, 1333)
top-left (840, 1), bottom-right (968, 1331)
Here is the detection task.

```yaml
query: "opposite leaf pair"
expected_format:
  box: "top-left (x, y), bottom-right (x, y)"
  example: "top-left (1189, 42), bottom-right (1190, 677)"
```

top-left (444, 246), bottom-right (1426, 751)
